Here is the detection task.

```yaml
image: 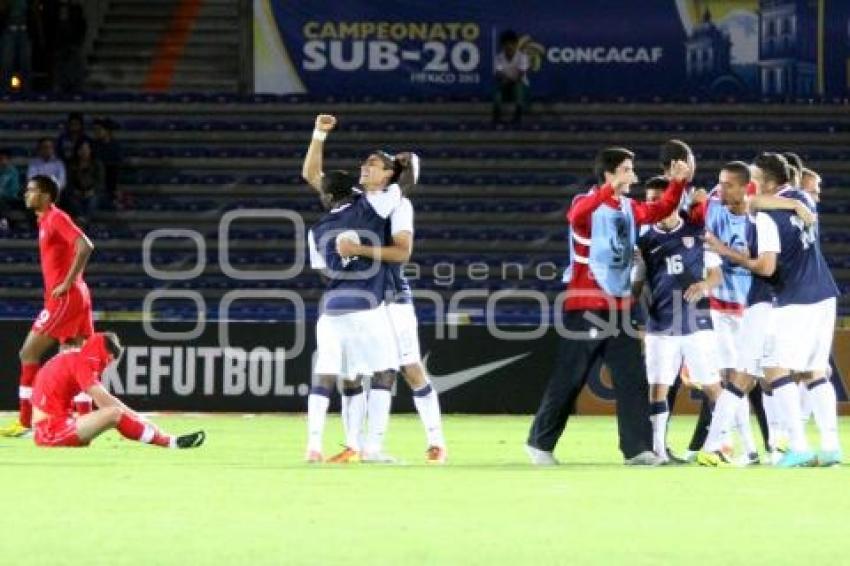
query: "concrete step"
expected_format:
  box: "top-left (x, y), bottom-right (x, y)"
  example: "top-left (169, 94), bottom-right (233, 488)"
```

top-left (101, 21), bottom-right (239, 33)
top-left (108, 5), bottom-right (238, 18)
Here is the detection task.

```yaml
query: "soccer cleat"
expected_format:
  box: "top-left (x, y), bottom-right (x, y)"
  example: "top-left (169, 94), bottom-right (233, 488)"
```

top-left (0, 420), bottom-right (30, 438)
top-left (305, 450), bottom-right (323, 464)
top-left (361, 451), bottom-right (399, 464)
top-left (327, 447), bottom-right (360, 464)
top-left (816, 450), bottom-right (842, 467)
top-left (426, 445), bottom-right (447, 464)
top-left (175, 430), bottom-right (205, 449)
top-left (735, 452), bottom-right (761, 467)
top-left (696, 451), bottom-right (730, 467)
top-left (624, 450), bottom-right (662, 466)
top-left (665, 448), bottom-right (689, 465)
top-left (775, 450), bottom-right (817, 468)
top-left (525, 444), bottom-right (559, 466)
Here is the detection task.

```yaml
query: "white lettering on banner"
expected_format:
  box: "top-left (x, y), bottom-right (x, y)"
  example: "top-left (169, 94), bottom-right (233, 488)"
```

top-left (126, 348), bottom-right (148, 395)
top-left (302, 39), bottom-right (480, 84)
top-left (104, 346), bottom-right (296, 397)
top-left (547, 46), bottom-right (663, 64)
top-left (149, 346), bottom-right (170, 395)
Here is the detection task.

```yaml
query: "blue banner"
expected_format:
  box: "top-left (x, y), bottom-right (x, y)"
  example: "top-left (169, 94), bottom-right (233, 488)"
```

top-left (254, 0), bottom-right (850, 99)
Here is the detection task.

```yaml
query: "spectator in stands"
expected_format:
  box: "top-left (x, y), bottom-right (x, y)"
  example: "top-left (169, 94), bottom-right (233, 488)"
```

top-left (801, 167), bottom-right (821, 204)
top-left (0, 147), bottom-right (21, 230)
top-left (492, 30), bottom-right (530, 124)
top-left (92, 117), bottom-right (122, 209)
top-left (56, 111), bottom-right (91, 163)
top-left (52, 0), bottom-right (86, 93)
top-left (63, 140), bottom-right (104, 224)
top-left (27, 137), bottom-right (66, 193)
top-left (0, 0), bottom-right (41, 91)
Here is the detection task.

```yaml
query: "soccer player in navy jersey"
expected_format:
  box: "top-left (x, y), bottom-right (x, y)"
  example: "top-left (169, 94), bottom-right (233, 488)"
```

top-left (635, 177), bottom-right (723, 463)
top-left (705, 153), bottom-right (841, 467)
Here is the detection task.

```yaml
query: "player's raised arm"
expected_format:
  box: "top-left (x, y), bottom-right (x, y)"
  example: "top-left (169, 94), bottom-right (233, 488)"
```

top-left (302, 114), bottom-right (337, 192)
top-left (52, 233), bottom-right (94, 298)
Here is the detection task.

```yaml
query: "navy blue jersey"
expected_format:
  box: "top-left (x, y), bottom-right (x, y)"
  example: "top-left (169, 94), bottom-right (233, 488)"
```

top-left (383, 234), bottom-right (413, 305)
top-left (310, 195), bottom-right (390, 314)
top-left (762, 188), bottom-right (839, 306)
top-left (638, 220), bottom-right (716, 335)
top-left (744, 214), bottom-right (777, 306)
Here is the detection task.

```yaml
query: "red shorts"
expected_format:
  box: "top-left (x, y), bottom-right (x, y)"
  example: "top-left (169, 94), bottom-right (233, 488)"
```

top-left (33, 416), bottom-right (88, 447)
top-left (32, 285), bottom-right (94, 343)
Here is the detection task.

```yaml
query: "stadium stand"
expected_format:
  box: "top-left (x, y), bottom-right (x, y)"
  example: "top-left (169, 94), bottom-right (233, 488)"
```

top-left (1, 96), bottom-right (849, 323)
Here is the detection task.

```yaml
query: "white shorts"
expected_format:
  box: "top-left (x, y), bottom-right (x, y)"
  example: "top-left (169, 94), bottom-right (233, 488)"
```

top-left (709, 310), bottom-right (743, 370)
top-left (736, 302), bottom-right (772, 378)
top-left (762, 297), bottom-right (836, 372)
top-left (386, 302), bottom-right (421, 366)
top-left (314, 306), bottom-right (399, 380)
top-left (644, 331), bottom-right (721, 387)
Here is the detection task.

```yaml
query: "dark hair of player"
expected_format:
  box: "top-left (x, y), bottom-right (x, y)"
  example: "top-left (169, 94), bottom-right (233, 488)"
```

top-left (644, 175), bottom-right (669, 193)
top-left (659, 139), bottom-right (692, 170)
top-left (594, 147), bottom-right (635, 184)
top-left (753, 152), bottom-right (790, 186)
top-left (721, 161), bottom-right (751, 184)
top-left (372, 150), bottom-right (418, 194)
top-left (320, 170), bottom-right (356, 208)
top-left (29, 174), bottom-right (59, 203)
top-left (782, 151), bottom-right (803, 181)
top-left (103, 332), bottom-right (124, 360)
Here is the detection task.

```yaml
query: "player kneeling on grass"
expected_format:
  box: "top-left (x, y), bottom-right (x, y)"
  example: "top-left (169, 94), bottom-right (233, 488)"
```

top-left (31, 331), bottom-right (205, 449)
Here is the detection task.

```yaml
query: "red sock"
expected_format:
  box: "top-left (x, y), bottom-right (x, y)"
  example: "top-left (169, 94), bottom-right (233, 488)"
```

top-left (19, 363), bottom-right (39, 428)
top-left (117, 413), bottom-right (172, 448)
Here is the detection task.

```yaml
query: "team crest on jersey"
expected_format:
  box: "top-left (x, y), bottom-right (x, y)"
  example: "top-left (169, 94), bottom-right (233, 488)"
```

top-left (682, 237), bottom-right (695, 249)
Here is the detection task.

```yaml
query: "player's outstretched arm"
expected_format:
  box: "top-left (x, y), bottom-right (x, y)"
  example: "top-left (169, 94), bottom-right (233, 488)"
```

top-left (749, 194), bottom-right (815, 226)
top-left (302, 114), bottom-right (336, 192)
top-left (704, 231), bottom-right (777, 277)
top-left (52, 234), bottom-right (94, 298)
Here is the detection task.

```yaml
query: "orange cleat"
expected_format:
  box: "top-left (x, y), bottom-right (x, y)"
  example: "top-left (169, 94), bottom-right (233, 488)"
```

top-left (305, 450), bottom-right (323, 463)
top-left (426, 445), bottom-right (447, 464)
top-left (327, 446), bottom-right (360, 464)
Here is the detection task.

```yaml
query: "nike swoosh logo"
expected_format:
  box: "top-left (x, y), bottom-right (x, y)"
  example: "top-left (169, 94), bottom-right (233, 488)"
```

top-left (424, 352), bottom-right (532, 394)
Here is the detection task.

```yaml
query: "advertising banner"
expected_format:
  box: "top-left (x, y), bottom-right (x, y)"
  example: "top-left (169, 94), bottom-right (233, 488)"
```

top-left (1, 320), bottom-right (848, 415)
top-left (254, 0), bottom-right (850, 99)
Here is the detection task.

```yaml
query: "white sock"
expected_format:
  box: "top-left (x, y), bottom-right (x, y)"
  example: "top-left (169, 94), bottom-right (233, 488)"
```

top-left (762, 391), bottom-right (781, 450)
top-left (734, 398), bottom-right (757, 455)
top-left (306, 392), bottom-right (330, 453)
top-left (364, 388), bottom-right (392, 455)
top-left (808, 380), bottom-right (840, 452)
top-left (344, 391), bottom-right (366, 451)
top-left (704, 390), bottom-right (741, 452)
top-left (650, 411), bottom-right (669, 457)
top-left (412, 383), bottom-right (445, 448)
top-left (772, 379), bottom-right (808, 452)
top-left (799, 382), bottom-right (813, 423)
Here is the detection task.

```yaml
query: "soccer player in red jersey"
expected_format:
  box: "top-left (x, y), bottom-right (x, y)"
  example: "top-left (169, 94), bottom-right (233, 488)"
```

top-left (31, 331), bottom-right (205, 448)
top-left (1, 175), bottom-right (96, 437)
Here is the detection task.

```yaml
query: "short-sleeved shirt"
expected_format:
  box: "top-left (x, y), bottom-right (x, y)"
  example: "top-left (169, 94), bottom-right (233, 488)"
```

top-left (385, 197), bottom-right (414, 304)
top-left (38, 204), bottom-right (85, 295)
top-left (31, 349), bottom-right (100, 418)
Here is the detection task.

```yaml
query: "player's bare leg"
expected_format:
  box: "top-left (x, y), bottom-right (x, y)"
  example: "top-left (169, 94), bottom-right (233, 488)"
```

top-left (306, 374), bottom-right (336, 462)
top-left (401, 362), bottom-right (446, 463)
top-left (74, 406), bottom-right (204, 448)
top-left (0, 331), bottom-right (58, 437)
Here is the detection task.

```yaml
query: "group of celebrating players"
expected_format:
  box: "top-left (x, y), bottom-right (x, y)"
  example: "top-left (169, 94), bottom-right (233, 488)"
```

top-left (0, 113), bottom-right (840, 469)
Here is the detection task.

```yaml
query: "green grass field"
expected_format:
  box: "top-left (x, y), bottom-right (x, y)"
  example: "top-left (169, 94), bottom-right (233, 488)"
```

top-left (2, 412), bottom-right (848, 565)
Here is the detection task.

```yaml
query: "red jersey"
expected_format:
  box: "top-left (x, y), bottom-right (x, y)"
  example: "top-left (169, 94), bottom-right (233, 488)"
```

top-left (38, 204), bottom-right (86, 296)
top-left (564, 179), bottom-right (687, 311)
top-left (31, 334), bottom-right (111, 418)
